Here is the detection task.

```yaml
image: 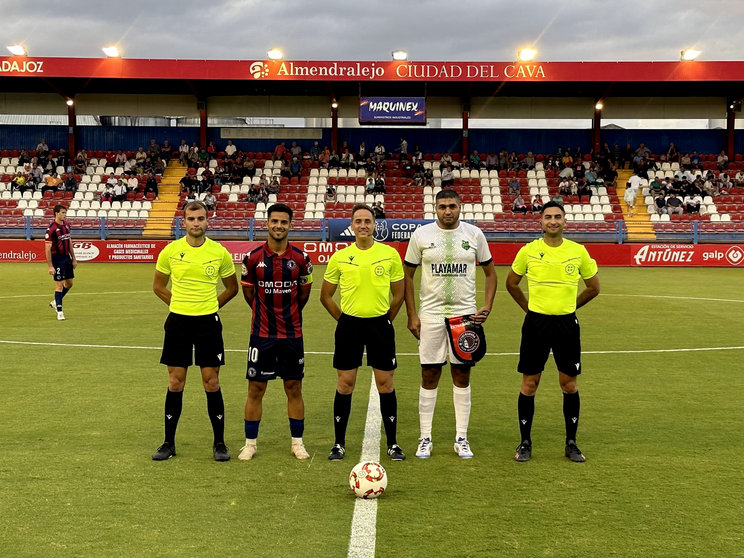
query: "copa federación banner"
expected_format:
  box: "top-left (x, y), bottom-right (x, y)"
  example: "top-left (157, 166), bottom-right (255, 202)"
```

top-left (328, 219), bottom-right (428, 242)
top-left (359, 97), bottom-right (426, 123)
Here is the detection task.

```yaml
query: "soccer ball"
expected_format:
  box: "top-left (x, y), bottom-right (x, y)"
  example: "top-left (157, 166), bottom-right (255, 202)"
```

top-left (349, 461), bottom-right (387, 499)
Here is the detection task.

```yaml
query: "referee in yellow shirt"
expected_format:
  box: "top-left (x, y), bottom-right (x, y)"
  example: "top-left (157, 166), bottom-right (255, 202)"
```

top-left (151, 201), bottom-right (238, 461)
top-left (506, 201), bottom-right (600, 463)
top-left (320, 204), bottom-right (406, 461)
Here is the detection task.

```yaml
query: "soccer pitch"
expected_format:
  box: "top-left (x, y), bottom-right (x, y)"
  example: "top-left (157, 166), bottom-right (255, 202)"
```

top-left (1, 263), bottom-right (743, 557)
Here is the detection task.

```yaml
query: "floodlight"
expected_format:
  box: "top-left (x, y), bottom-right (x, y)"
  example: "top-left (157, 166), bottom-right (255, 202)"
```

top-left (102, 45), bottom-right (120, 57)
top-left (391, 50), bottom-right (408, 61)
top-left (267, 48), bottom-right (283, 60)
top-left (331, 101), bottom-right (339, 109)
top-left (517, 48), bottom-right (537, 62)
top-left (680, 48), bottom-right (701, 61)
top-left (595, 102), bottom-right (604, 110)
top-left (66, 99), bottom-right (74, 106)
top-left (7, 45), bottom-right (26, 56)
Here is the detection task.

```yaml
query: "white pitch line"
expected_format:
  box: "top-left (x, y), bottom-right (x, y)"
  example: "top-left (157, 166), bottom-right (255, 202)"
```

top-left (1, 339), bottom-right (743, 356)
top-left (0, 290), bottom-right (152, 300)
top-left (347, 375), bottom-right (381, 558)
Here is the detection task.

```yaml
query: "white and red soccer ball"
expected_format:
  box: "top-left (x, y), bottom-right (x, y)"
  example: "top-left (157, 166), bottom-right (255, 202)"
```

top-left (349, 461), bottom-right (387, 499)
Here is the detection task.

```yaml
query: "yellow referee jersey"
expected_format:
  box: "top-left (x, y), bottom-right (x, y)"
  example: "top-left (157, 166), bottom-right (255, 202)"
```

top-left (324, 242), bottom-right (404, 318)
top-left (511, 238), bottom-right (598, 315)
top-left (156, 236), bottom-right (236, 316)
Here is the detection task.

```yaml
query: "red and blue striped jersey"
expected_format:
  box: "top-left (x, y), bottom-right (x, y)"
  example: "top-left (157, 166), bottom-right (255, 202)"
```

top-left (45, 221), bottom-right (72, 256)
top-left (241, 243), bottom-right (313, 339)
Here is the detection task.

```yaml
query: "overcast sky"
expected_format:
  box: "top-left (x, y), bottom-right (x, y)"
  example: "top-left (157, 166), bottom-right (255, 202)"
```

top-left (5, 0), bottom-right (744, 62)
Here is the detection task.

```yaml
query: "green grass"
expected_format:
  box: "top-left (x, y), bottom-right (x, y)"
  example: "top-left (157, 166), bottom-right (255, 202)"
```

top-left (1, 263), bottom-right (743, 557)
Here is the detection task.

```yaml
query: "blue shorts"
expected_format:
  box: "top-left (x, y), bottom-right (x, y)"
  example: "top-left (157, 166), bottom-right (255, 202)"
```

top-left (51, 254), bottom-right (74, 282)
top-left (247, 335), bottom-right (305, 382)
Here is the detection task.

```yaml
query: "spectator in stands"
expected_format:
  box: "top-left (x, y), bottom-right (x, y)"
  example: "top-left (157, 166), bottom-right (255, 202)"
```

top-left (148, 139), bottom-right (161, 161)
top-left (340, 149), bottom-right (354, 170)
top-left (145, 173), bottom-right (159, 199)
top-left (652, 194), bottom-right (666, 214)
top-left (440, 152), bottom-right (453, 168)
top-left (56, 148), bottom-right (70, 171)
top-left (498, 148), bottom-right (509, 170)
top-left (509, 177), bottom-right (521, 196)
top-left (273, 141), bottom-right (287, 161)
top-left (325, 185), bottom-right (337, 204)
top-left (374, 174), bottom-right (386, 194)
top-left (197, 147), bottom-right (209, 166)
top-left (509, 151), bottom-right (520, 170)
top-left (618, 143), bottom-right (632, 169)
top-left (441, 165), bottom-right (454, 187)
top-left (257, 184), bottom-right (269, 204)
top-left (412, 145), bottom-right (423, 171)
top-left (689, 152), bottom-right (701, 169)
top-left (683, 192), bottom-right (702, 213)
top-left (366, 177), bottom-right (376, 194)
top-left (258, 174), bottom-right (269, 189)
top-left (635, 143), bottom-right (651, 159)
top-left (289, 156), bottom-right (303, 177)
top-left (106, 172), bottom-right (119, 189)
top-left (625, 170), bottom-right (643, 217)
top-left (318, 146), bottom-right (330, 168)
top-left (584, 167), bottom-right (601, 189)
top-left (112, 150), bottom-right (126, 167)
top-left (717, 150), bottom-right (729, 171)
top-left (374, 142), bottom-right (386, 161)
top-left (279, 158), bottom-right (292, 178)
top-left (423, 168), bottom-right (434, 187)
top-left (268, 176), bottom-right (280, 195)
top-left (373, 201), bottom-right (386, 219)
top-left (204, 191), bottom-right (217, 211)
top-left (310, 141), bottom-right (321, 160)
top-left (41, 172), bottom-right (62, 194)
top-left (152, 158), bottom-right (165, 175)
top-left (513, 194), bottom-right (528, 214)
top-left (29, 163), bottom-right (43, 187)
top-left (127, 174), bottom-right (139, 193)
top-left (18, 149), bottom-right (31, 165)
top-left (135, 147), bottom-right (148, 167)
top-left (63, 173), bottom-right (78, 193)
top-left (328, 150), bottom-right (340, 169)
top-left (611, 144), bottom-right (622, 166)
top-left (100, 184), bottom-right (113, 203)
top-left (200, 167), bottom-right (215, 192)
top-left (290, 141), bottom-right (303, 158)
top-left (175, 139), bottom-right (188, 164)
top-left (558, 178), bottom-right (571, 196)
top-left (601, 142), bottom-right (612, 159)
top-left (665, 193), bottom-right (684, 216)
top-left (531, 195), bottom-right (543, 213)
top-left (207, 141), bottom-right (217, 155)
top-left (735, 169), bottom-right (744, 187)
top-left (575, 146), bottom-right (583, 161)
top-left (244, 185), bottom-right (259, 204)
top-left (649, 176), bottom-right (665, 196)
top-left (666, 142), bottom-right (680, 163)
top-left (522, 152), bottom-right (536, 170)
top-left (74, 152), bottom-right (87, 174)
top-left (468, 150), bottom-right (483, 170)
top-left (551, 192), bottom-right (564, 205)
top-left (486, 151), bottom-right (498, 170)
top-left (411, 169), bottom-right (424, 187)
top-left (560, 149), bottom-right (573, 168)
top-left (113, 181), bottom-right (127, 203)
top-left (179, 173), bottom-right (194, 195)
top-left (161, 140), bottom-right (172, 161)
top-left (183, 190), bottom-right (196, 207)
top-left (577, 179), bottom-right (592, 202)
top-left (36, 137), bottom-right (49, 157)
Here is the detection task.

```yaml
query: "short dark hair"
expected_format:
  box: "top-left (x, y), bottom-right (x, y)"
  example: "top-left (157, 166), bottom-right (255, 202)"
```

top-left (351, 204), bottom-right (374, 220)
top-left (267, 202), bottom-right (293, 220)
top-left (53, 204), bottom-right (67, 215)
top-left (435, 189), bottom-right (460, 202)
top-left (183, 200), bottom-right (208, 214)
top-left (541, 200), bottom-right (565, 214)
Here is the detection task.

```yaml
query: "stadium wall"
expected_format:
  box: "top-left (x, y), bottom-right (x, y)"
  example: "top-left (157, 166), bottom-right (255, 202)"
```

top-left (1, 240), bottom-right (742, 267)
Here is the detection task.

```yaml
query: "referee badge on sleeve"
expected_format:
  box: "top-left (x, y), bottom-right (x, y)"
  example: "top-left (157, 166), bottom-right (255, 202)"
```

top-left (445, 315), bottom-right (487, 363)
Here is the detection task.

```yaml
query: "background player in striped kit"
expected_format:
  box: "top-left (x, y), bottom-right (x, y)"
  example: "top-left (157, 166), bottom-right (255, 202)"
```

top-left (45, 204), bottom-right (77, 321)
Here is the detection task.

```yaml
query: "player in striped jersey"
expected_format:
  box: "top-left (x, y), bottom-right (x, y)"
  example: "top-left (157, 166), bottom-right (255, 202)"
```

top-left (45, 204), bottom-right (77, 321)
top-left (238, 203), bottom-right (314, 461)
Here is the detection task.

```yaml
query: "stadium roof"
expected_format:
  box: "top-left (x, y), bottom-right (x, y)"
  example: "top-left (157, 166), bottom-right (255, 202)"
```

top-left (2, 57), bottom-right (744, 100)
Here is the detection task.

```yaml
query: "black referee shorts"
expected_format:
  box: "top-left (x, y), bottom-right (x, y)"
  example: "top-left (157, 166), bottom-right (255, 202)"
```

top-left (160, 312), bottom-right (226, 368)
top-left (333, 313), bottom-right (397, 372)
top-left (517, 311), bottom-right (582, 376)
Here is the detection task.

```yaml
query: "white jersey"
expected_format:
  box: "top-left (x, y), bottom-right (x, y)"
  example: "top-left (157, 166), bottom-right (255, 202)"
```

top-left (405, 221), bottom-right (492, 323)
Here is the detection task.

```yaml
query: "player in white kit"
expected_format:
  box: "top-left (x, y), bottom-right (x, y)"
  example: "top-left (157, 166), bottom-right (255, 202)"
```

top-left (404, 189), bottom-right (497, 458)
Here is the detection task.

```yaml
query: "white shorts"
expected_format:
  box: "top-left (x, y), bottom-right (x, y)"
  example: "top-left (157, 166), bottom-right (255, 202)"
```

top-left (419, 321), bottom-right (467, 367)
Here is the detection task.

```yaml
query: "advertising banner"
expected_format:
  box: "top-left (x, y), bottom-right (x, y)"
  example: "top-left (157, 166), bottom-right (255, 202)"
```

top-left (2, 240), bottom-right (743, 267)
top-left (359, 97), bottom-right (426, 124)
